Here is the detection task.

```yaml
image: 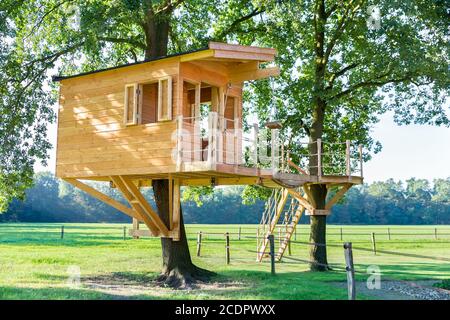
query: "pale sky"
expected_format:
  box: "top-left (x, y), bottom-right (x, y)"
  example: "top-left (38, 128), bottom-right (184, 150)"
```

top-left (35, 107), bottom-right (450, 184)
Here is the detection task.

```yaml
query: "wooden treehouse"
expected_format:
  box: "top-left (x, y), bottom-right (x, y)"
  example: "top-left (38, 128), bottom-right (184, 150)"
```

top-left (53, 42), bottom-right (364, 260)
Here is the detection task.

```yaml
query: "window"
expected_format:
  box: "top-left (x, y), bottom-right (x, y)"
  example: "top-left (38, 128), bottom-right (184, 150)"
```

top-left (124, 76), bottom-right (172, 126)
top-left (124, 84), bottom-right (138, 125)
top-left (158, 76), bottom-right (172, 121)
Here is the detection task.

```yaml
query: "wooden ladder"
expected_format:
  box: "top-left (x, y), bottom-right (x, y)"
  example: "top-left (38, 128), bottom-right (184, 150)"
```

top-left (275, 201), bottom-right (305, 261)
top-left (257, 188), bottom-right (289, 262)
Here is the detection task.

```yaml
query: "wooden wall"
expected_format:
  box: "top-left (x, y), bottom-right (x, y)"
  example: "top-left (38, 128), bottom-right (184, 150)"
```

top-left (56, 59), bottom-right (180, 178)
top-left (56, 57), bottom-right (247, 178)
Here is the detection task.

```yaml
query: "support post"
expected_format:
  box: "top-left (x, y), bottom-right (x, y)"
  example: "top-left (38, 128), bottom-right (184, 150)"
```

top-left (271, 129), bottom-right (279, 173)
top-left (346, 140), bottom-right (351, 176)
top-left (238, 227), bottom-right (241, 241)
top-left (294, 226), bottom-right (297, 241)
top-left (176, 115), bottom-right (183, 171)
top-left (123, 226), bottom-right (126, 240)
top-left (435, 228), bottom-right (438, 240)
top-left (253, 123), bottom-right (259, 166)
top-left (234, 117), bottom-right (240, 165)
top-left (288, 238), bottom-right (292, 256)
top-left (317, 138), bottom-right (322, 178)
top-left (225, 232), bottom-right (230, 265)
top-left (371, 232), bottom-right (377, 255)
top-left (208, 112), bottom-right (218, 168)
top-left (340, 227), bottom-right (343, 241)
top-left (196, 231), bottom-right (202, 257)
top-left (61, 225), bottom-right (64, 239)
top-left (359, 144), bottom-right (363, 178)
top-left (344, 242), bottom-right (356, 300)
top-left (388, 228), bottom-right (391, 240)
top-left (132, 218), bottom-right (139, 239)
top-left (268, 234), bottom-right (275, 275)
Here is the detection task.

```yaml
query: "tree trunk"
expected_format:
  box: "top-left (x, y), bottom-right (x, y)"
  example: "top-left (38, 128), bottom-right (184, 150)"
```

top-left (142, 9), bottom-right (214, 287)
top-left (152, 180), bottom-right (215, 287)
top-left (308, 184), bottom-right (330, 271)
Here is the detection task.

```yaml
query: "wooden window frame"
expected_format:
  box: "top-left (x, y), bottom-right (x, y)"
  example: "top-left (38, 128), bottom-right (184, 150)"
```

top-left (157, 76), bottom-right (173, 122)
top-left (124, 83), bottom-right (139, 126)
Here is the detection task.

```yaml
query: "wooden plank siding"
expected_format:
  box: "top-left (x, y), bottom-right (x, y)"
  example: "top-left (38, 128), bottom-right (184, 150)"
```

top-left (56, 59), bottom-right (180, 178)
top-left (55, 42), bottom-right (277, 180)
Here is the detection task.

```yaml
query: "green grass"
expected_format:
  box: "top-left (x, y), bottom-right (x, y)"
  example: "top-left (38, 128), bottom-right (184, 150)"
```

top-left (0, 223), bottom-right (449, 300)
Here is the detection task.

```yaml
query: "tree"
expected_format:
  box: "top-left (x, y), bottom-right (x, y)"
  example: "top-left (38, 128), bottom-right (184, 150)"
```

top-left (0, 0), bottom-right (268, 287)
top-left (222, 0), bottom-right (449, 270)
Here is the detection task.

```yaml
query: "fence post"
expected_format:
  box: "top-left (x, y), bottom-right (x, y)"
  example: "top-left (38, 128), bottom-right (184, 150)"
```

top-left (294, 226), bottom-right (297, 241)
top-left (268, 234), bottom-right (275, 275)
top-left (123, 226), bottom-right (126, 240)
top-left (225, 232), bottom-right (230, 265)
top-left (196, 231), bottom-right (202, 257)
top-left (387, 228), bottom-right (391, 240)
top-left (238, 227), bottom-right (241, 241)
top-left (340, 227), bottom-right (343, 241)
top-left (371, 232), bottom-right (377, 255)
top-left (435, 228), bottom-right (438, 240)
top-left (288, 239), bottom-right (292, 255)
top-left (343, 242), bottom-right (356, 300)
top-left (61, 225), bottom-right (64, 239)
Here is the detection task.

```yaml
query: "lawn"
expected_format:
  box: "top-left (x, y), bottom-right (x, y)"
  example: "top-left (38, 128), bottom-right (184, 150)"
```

top-left (0, 223), bottom-right (449, 300)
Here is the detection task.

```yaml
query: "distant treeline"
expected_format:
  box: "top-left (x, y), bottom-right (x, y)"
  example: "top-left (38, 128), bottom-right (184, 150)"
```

top-left (1, 172), bottom-right (449, 225)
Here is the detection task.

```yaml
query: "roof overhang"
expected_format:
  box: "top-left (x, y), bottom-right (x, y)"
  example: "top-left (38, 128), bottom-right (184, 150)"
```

top-left (52, 42), bottom-right (277, 82)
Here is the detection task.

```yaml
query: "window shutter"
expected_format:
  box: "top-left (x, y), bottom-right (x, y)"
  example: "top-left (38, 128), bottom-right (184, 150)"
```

top-left (157, 76), bottom-right (172, 121)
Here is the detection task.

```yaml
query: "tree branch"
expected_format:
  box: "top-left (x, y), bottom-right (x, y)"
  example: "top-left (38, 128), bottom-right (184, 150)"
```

top-left (329, 74), bottom-right (414, 101)
top-left (326, 62), bottom-right (359, 89)
top-left (214, 7), bottom-right (266, 40)
top-left (97, 36), bottom-right (147, 50)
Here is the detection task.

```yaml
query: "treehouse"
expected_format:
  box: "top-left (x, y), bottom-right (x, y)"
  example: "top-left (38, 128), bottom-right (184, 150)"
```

top-left (53, 42), bottom-right (364, 261)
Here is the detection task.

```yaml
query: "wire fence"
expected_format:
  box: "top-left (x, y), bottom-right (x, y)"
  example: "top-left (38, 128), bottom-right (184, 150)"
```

top-left (1, 223), bottom-right (449, 299)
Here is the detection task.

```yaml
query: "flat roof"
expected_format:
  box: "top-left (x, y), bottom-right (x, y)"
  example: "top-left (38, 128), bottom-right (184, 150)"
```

top-left (52, 47), bottom-right (207, 82)
top-left (52, 42), bottom-right (277, 82)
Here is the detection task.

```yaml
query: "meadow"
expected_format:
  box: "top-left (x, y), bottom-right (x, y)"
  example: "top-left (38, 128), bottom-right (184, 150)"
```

top-left (0, 223), bottom-right (449, 300)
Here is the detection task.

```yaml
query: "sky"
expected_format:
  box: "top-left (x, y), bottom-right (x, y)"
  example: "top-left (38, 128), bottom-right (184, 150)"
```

top-left (35, 108), bottom-right (450, 184)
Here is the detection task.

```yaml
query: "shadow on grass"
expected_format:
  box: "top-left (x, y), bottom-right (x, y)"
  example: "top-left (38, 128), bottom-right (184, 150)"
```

top-left (0, 285), bottom-right (154, 300)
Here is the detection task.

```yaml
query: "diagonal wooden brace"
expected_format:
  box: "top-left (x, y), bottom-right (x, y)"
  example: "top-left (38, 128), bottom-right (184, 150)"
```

top-left (63, 178), bottom-right (141, 221)
top-left (120, 176), bottom-right (170, 237)
top-left (325, 183), bottom-right (352, 210)
top-left (110, 176), bottom-right (160, 236)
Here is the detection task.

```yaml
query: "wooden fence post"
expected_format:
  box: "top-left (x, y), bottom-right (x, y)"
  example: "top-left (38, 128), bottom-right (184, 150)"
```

top-left (268, 234), bottom-right (275, 275)
top-left (435, 228), bottom-right (438, 240)
top-left (387, 228), bottom-right (391, 240)
top-left (340, 227), bottom-right (343, 241)
top-left (61, 225), bottom-right (64, 239)
top-left (238, 227), bottom-right (241, 241)
top-left (344, 242), bottom-right (356, 300)
top-left (123, 226), bottom-right (126, 240)
top-left (294, 226), bottom-right (297, 241)
top-left (288, 239), bottom-right (292, 256)
top-left (371, 232), bottom-right (377, 255)
top-left (196, 231), bottom-right (202, 257)
top-left (225, 232), bottom-right (230, 265)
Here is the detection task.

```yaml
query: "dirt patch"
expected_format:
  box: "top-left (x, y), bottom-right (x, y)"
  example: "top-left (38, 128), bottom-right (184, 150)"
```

top-left (333, 280), bottom-right (450, 300)
top-left (81, 273), bottom-right (245, 298)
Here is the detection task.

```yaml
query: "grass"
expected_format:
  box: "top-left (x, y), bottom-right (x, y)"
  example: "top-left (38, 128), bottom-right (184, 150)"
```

top-left (0, 223), bottom-right (449, 300)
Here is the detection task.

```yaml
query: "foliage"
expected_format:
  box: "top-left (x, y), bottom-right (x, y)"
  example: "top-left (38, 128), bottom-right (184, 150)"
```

top-left (433, 279), bottom-right (450, 290)
top-left (1, 172), bottom-right (449, 225)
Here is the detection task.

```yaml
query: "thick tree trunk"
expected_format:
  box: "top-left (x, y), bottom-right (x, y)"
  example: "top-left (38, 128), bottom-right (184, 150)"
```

top-left (308, 184), bottom-right (330, 271)
top-left (152, 180), bottom-right (215, 288)
top-left (142, 9), bottom-right (214, 287)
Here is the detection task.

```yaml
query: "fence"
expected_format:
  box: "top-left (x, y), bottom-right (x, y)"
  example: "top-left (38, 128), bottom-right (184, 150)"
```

top-left (1, 224), bottom-right (449, 299)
